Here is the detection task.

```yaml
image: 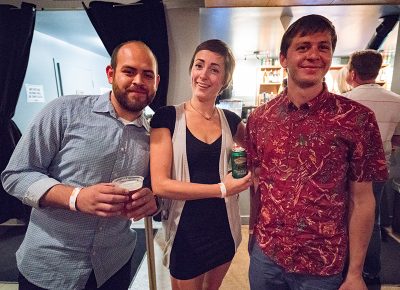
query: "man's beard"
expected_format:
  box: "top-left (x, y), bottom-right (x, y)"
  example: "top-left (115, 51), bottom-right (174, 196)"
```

top-left (113, 83), bottom-right (155, 113)
top-left (297, 79), bottom-right (318, 89)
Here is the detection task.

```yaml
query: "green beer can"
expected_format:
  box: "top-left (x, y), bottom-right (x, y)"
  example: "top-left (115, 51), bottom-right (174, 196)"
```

top-left (231, 147), bottom-right (248, 179)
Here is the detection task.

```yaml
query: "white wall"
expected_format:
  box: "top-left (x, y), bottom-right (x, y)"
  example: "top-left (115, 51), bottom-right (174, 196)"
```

top-left (165, 8), bottom-right (199, 105)
top-left (14, 31), bottom-right (110, 134)
top-left (233, 58), bottom-right (259, 106)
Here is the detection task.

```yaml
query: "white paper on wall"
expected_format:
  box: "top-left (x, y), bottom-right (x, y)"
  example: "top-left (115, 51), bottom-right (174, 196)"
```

top-left (26, 84), bottom-right (45, 103)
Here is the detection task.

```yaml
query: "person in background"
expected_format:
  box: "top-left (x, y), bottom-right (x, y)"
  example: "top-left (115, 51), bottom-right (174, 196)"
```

top-left (336, 65), bottom-right (352, 94)
top-left (150, 39), bottom-right (251, 290)
top-left (1, 41), bottom-right (159, 290)
top-left (345, 49), bottom-right (400, 285)
top-left (246, 14), bottom-right (388, 290)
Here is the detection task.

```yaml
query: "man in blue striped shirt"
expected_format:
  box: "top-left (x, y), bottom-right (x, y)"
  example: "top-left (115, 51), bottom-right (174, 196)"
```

top-left (1, 41), bottom-right (159, 290)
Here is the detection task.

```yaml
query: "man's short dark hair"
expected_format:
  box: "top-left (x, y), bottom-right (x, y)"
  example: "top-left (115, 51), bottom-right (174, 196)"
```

top-left (280, 14), bottom-right (337, 57)
top-left (348, 49), bottom-right (383, 81)
top-left (110, 40), bottom-right (158, 73)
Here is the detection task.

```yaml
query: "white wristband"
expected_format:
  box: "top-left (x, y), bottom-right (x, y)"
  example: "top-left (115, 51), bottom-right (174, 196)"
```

top-left (69, 187), bottom-right (82, 211)
top-left (218, 182), bottom-right (227, 198)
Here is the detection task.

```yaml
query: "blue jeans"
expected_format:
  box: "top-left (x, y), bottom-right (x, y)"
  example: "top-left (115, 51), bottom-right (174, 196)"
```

top-left (249, 242), bottom-right (343, 290)
top-left (363, 181), bottom-right (385, 278)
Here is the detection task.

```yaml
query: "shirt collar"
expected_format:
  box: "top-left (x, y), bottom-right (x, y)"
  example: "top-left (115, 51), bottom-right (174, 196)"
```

top-left (283, 83), bottom-right (329, 113)
top-left (118, 114), bottom-right (150, 132)
top-left (353, 83), bottom-right (382, 90)
top-left (92, 91), bottom-right (112, 114)
top-left (92, 91), bottom-right (150, 132)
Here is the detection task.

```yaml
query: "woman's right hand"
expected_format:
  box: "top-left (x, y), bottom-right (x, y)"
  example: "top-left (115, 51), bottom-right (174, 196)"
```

top-left (222, 171), bottom-right (252, 196)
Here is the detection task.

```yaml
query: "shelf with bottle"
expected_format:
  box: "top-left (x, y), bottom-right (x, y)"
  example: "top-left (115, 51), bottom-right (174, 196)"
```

top-left (256, 91), bottom-right (276, 106)
top-left (260, 66), bottom-right (284, 85)
top-left (258, 66), bottom-right (286, 91)
top-left (256, 65), bottom-right (286, 106)
top-left (259, 83), bottom-right (281, 95)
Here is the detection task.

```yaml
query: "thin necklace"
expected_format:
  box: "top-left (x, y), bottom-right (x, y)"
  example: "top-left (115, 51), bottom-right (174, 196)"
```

top-left (189, 99), bottom-right (216, 120)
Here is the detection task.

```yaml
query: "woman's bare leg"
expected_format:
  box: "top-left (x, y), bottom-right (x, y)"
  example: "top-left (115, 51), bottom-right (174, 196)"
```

top-left (170, 260), bottom-right (232, 290)
top-left (203, 261), bottom-right (232, 290)
top-left (171, 273), bottom-right (205, 290)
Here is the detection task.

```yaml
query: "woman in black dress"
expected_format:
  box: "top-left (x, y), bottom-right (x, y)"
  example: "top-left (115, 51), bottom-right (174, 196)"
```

top-left (150, 39), bottom-right (251, 290)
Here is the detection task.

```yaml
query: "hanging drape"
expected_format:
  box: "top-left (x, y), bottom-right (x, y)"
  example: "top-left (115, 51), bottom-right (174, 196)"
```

top-left (367, 15), bottom-right (399, 50)
top-left (84, 0), bottom-right (169, 111)
top-left (0, 2), bottom-right (36, 223)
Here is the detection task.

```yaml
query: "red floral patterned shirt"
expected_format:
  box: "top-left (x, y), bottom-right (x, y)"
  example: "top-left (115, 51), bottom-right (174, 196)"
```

top-left (246, 88), bottom-right (388, 276)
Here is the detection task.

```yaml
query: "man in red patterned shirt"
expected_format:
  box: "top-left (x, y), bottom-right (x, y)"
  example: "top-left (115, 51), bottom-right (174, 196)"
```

top-left (246, 14), bottom-right (388, 290)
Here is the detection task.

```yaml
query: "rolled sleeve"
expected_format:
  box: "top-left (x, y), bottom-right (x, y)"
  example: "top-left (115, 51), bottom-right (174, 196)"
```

top-left (25, 178), bottom-right (61, 208)
top-left (1, 98), bottom-right (64, 207)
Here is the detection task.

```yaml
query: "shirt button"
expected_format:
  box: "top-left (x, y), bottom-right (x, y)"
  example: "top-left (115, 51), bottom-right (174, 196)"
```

top-left (120, 148), bottom-right (124, 152)
top-left (99, 226), bottom-right (103, 231)
top-left (92, 251), bottom-right (96, 256)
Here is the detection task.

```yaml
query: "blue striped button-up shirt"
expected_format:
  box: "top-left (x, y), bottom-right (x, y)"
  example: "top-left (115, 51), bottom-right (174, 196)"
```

top-left (1, 93), bottom-right (150, 289)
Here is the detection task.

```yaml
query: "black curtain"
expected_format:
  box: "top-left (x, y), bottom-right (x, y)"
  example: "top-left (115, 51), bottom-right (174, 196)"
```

top-left (0, 2), bottom-right (35, 223)
top-left (367, 15), bottom-right (399, 50)
top-left (84, 0), bottom-right (169, 111)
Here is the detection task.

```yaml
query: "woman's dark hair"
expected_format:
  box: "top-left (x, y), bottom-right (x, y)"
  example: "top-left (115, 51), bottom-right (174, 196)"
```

top-left (189, 39), bottom-right (236, 94)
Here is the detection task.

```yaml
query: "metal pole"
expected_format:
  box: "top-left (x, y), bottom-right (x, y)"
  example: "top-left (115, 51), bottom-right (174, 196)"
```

top-left (144, 216), bottom-right (157, 290)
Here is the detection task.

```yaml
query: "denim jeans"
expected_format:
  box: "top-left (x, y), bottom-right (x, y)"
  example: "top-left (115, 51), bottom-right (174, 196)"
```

top-left (249, 242), bottom-right (343, 290)
top-left (363, 181), bottom-right (385, 278)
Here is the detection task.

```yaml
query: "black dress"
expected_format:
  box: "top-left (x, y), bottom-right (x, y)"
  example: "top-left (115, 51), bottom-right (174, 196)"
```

top-left (150, 106), bottom-right (241, 280)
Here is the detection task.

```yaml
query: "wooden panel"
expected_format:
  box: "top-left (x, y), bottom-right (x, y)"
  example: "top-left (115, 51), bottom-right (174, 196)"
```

top-left (268, 0), bottom-right (333, 5)
top-left (332, 0), bottom-right (400, 4)
top-left (205, 0), bottom-right (400, 7)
